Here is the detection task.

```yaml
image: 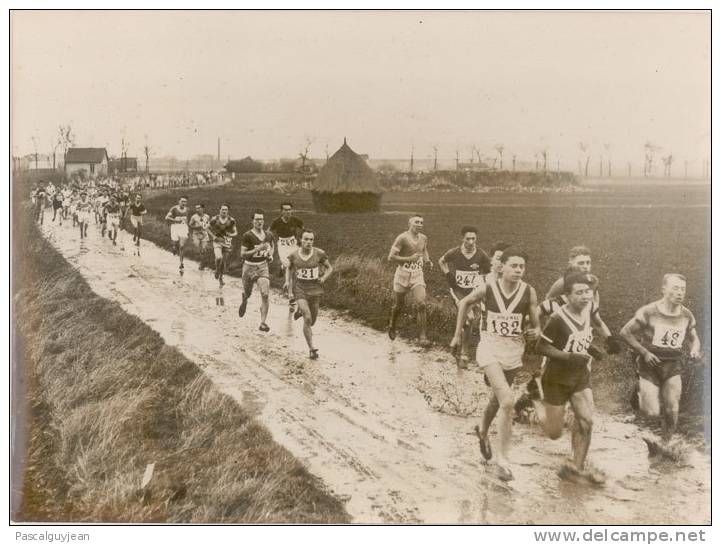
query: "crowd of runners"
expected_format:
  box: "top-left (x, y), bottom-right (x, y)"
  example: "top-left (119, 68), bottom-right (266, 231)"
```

top-left (31, 182), bottom-right (704, 488)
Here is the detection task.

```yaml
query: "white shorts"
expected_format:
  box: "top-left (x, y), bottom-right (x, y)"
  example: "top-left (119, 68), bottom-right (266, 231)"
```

top-left (170, 223), bottom-right (189, 242)
top-left (77, 211), bottom-right (93, 224)
top-left (130, 215), bottom-right (143, 229)
top-left (107, 215), bottom-right (120, 229)
top-left (277, 236), bottom-right (297, 268)
top-left (393, 265), bottom-right (425, 293)
top-left (476, 333), bottom-right (525, 371)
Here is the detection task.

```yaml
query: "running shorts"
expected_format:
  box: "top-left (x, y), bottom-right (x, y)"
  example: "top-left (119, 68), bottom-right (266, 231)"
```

top-left (393, 264), bottom-right (425, 293)
top-left (541, 365), bottom-right (591, 406)
top-left (130, 215), bottom-right (143, 229)
top-left (170, 223), bottom-right (189, 242)
top-left (242, 261), bottom-right (270, 284)
top-left (637, 354), bottom-right (683, 387)
top-left (107, 214), bottom-right (121, 229)
top-left (77, 211), bottom-right (93, 224)
top-left (212, 238), bottom-right (232, 259)
top-left (294, 282), bottom-right (324, 301)
top-left (277, 236), bottom-right (298, 268)
top-left (191, 230), bottom-right (210, 247)
top-left (475, 333), bottom-right (525, 371)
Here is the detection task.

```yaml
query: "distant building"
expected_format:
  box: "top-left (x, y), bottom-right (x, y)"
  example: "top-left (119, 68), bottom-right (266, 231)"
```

top-left (65, 148), bottom-right (109, 177)
top-left (108, 157), bottom-right (138, 175)
top-left (225, 156), bottom-right (265, 173)
top-left (457, 161), bottom-right (493, 172)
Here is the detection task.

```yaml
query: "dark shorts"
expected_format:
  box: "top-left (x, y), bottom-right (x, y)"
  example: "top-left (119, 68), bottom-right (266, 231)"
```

top-left (637, 355), bottom-right (683, 387)
top-left (294, 282), bottom-right (323, 302)
top-left (541, 364), bottom-right (591, 406)
top-left (484, 367), bottom-right (520, 388)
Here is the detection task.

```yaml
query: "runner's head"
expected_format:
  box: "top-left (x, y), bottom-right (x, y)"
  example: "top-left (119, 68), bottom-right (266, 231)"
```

top-left (252, 209), bottom-right (265, 229)
top-left (662, 273), bottom-right (687, 305)
top-left (134, 194), bottom-right (142, 203)
top-left (280, 202), bottom-right (293, 220)
top-left (178, 196), bottom-right (188, 208)
top-left (500, 248), bottom-right (528, 282)
top-left (219, 204), bottom-right (229, 219)
top-left (568, 245), bottom-right (592, 273)
top-left (460, 226), bottom-right (477, 251)
top-left (490, 241), bottom-right (511, 274)
top-left (408, 214), bottom-right (423, 234)
top-left (563, 271), bottom-right (597, 312)
top-left (300, 229), bottom-right (315, 249)
top-left (195, 204), bottom-right (204, 214)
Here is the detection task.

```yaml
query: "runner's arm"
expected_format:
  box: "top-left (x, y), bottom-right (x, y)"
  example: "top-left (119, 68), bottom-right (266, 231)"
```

top-left (524, 287), bottom-right (542, 342)
top-left (423, 236), bottom-right (433, 268)
top-left (536, 336), bottom-right (583, 363)
top-left (451, 284), bottom-right (485, 345)
top-left (319, 254), bottom-right (333, 284)
top-left (545, 276), bottom-right (564, 301)
top-left (164, 208), bottom-right (175, 222)
top-left (688, 327), bottom-right (702, 360)
top-left (591, 311), bottom-right (612, 339)
top-left (619, 316), bottom-right (660, 365)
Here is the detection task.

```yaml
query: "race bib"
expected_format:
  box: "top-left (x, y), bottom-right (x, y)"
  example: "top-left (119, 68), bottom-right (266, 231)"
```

top-left (455, 270), bottom-right (480, 289)
top-left (563, 330), bottom-right (593, 354)
top-left (279, 236), bottom-right (296, 247)
top-left (652, 326), bottom-right (686, 349)
top-left (297, 267), bottom-right (320, 280)
top-left (178, 216), bottom-right (187, 224)
top-left (255, 248), bottom-right (270, 258)
top-left (487, 311), bottom-right (523, 337)
top-left (403, 260), bottom-right (423, 271)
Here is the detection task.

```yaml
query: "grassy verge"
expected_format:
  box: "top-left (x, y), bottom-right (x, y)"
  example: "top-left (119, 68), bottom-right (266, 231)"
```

top-left (12, 206), bottom-right (350, 523)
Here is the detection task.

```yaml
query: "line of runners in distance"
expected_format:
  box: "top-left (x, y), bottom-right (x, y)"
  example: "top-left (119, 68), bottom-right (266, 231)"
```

top-left (388, 213), bottom-right (703, 484)
top-left (33, 185), bottom-right (705, 486)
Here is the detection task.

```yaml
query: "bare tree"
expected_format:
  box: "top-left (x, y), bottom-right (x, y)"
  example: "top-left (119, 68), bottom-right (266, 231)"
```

top-left (512, 154), bottom-right (516, 172)
top-left (31, 136), bottom-right (38, 169)
top-left (579, 142), bottom-right (591, 177)
top-left (58, 124), bottom-right (75, 166)
top-left (432, 145), bottom-right (438, 171)
top-left (51, 136), bottom-right (63, 170)
top-left (644, 141), bottom-right (660, 177)
top-left (541, 149), bottom-right (548, 172)
top-left (410, 144), bottom-right (414, 173)
top-left (144, 135), bottom-right (151, 174)
top-left (455, 148), bottom-right (460, 171)
top-left (494, 144), bottom-right (504, 170)
top-left (604, 143), bottom-right (611, 178)
top-left (662, 154), bottom-right (674, 177)
top-left (298, 136), bottom-right (314, 171)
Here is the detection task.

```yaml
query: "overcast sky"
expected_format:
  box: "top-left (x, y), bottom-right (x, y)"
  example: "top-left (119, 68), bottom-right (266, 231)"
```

top-left (11, 10), bottom-right (710, 165)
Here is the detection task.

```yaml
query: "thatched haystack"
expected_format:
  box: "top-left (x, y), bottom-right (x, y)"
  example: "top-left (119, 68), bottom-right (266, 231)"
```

top-left (312, 139), bottom-right (383, 213)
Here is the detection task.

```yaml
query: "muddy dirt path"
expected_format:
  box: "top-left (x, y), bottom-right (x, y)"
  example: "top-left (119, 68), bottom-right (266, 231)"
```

top-left (39, 220), bottom-right (710, 524)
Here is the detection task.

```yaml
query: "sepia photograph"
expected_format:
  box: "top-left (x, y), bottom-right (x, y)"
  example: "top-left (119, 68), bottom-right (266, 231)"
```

top-left (10, 9), bottom-right (711, 526)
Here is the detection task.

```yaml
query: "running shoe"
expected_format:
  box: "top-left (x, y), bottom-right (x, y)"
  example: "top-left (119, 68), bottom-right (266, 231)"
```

top-left (294, 309), bottom-right (303, 321)
top-left (179, 263), bottom-right (184, 270)
top-left (474, 425), bottom-right (493, 461)
top-left (289, 298), bottom-right (296, 306)
top-left (388, 327), bottom-right (397, 341)
top-left (309, 348), bottom-right (319, 360)
top-left (259, 323), bottom-right (270, 332)
top-left (493, 462), bottom-right (514, 482)
top-left (238, 295), bottom-right (247, 317)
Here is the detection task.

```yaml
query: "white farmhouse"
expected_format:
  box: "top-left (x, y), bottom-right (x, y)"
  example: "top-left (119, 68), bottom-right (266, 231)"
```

top-left (64, 148), bottom-right (109, 177)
